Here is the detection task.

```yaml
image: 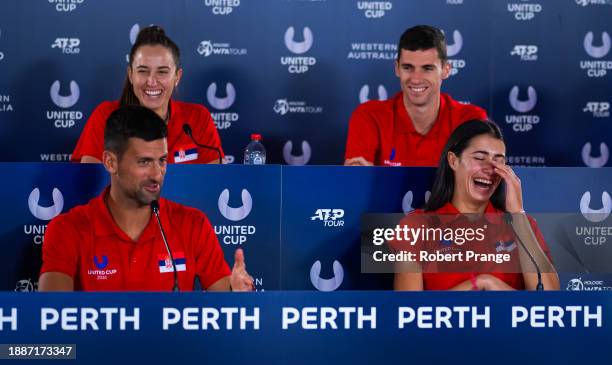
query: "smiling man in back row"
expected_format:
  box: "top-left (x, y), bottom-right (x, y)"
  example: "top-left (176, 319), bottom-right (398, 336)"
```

top-left (345, 25), bottom-right (487, 167)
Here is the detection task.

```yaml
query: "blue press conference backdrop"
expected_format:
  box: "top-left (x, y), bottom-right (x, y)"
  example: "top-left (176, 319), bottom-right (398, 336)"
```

top-left (2, 163), bottom-right (611, 292)
top-left (0, 0), bottom-right (610, 166)
top-left (1, 291), bottom-right (610, 364)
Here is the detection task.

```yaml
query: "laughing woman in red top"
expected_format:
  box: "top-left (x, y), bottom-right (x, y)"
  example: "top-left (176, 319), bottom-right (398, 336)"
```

top-left (394, 120), bottom-right (560, 291)
top-left (72, 26), bottom-right (223, 164)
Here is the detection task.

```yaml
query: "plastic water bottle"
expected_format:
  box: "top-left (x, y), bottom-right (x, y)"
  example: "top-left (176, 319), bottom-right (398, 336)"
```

top-left (244, 133), bottom-right (266, 165)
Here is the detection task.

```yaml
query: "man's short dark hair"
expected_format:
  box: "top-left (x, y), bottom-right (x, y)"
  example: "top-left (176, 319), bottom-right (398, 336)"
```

top-left (397, 25), bottom-right (447, 63)
top-left (104, 105), bottom-right (168, 157)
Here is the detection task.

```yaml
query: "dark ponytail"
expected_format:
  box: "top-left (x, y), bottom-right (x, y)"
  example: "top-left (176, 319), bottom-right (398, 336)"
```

top-left (119, 25), bottom-right (181, 107)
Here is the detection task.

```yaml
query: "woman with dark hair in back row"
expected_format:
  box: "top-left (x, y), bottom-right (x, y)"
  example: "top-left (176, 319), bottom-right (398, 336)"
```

top-left (394, 120), bottom-right (559, 290)
top-left (72, 25), bottom-right (224, 164)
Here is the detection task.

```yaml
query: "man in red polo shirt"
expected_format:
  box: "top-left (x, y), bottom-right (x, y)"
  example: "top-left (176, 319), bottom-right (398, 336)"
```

top-left (39, 106), bottom-right (252, 292)
top-left (345, 25), bottom-right (487, 167)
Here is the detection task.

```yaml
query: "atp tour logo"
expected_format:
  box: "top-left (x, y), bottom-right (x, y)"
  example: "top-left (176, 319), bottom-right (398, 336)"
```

top-left (359, 85), bottom-right (388, 103)
top-left (348, 42), bottom-right (396, 60)
top-left (47, 80), bottom-right (83, 129)
top-left (283, 140), bottom-right (312, 165)
top-left (196, 40), bottom-right (247, 57)
top-left (506, 86), bottom-right (539, 133)
top-left (444, 30), bottom-right (465, 76)
top-left (204, 0), bottom-right (240, 15)
top-left (310, 260), bottom-right (344, 291)
top-left (581, 32), bottom-right (612, 78)
top-left (311, 209), bottom-right (345, 227)
top-left (48, 0), bottom-right (85, 12)
top-left (281, 26), bottom-right (316, 73)
top-left (14, 278), bottom-right (37, 292)
top-left (25, 187), bottom-right (64, 245)
top-left (356, 1), bottom-right (393, 18)
top-left (582, 143), bottom-right (609, 167)
top-left (580, 191), bottom-right (611, 224)
top-left (510, 45), bottom-right (538, 61)
top-left (402, 191), bottom-right (431, 213)
top-left (207, 82), bottom-right (238, 130)
top-left (215, 189), bottom-right (256, 245)
top-left (583, 102), bottom-right (610, 118)
top-left (51, 38), bottom-right (80, 55)
top-left (0, 28), bottom-right (4, 61)
top-left (273, 99), bottom-right (322, 116)
top-left (507, 1), bottom-right (542, 21)
top-left (0, 95), bottom-right (13, 113)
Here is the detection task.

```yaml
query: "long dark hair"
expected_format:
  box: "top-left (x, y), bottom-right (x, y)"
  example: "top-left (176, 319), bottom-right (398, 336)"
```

top-left (119, 25), bottom-right (181, 107)
top-left (424, 119), bottom-right (506, 212)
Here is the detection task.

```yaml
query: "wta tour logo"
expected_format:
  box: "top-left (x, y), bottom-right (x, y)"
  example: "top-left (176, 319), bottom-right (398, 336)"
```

top-left (582, 142), bottom-right (609, 167)
top-left (310, 260), bottom-right (344, 291)
top-left (216, 189), bottom-right (256, 245)
top-left (506, 86), bottom-right (539, 133)
top-left (283, 140), bottom-right (312, 165)
top-left (581, 31), bottom-right (611, 78)
top-left (207, 82), bottom-right (238, 130)
top-left (273, 99), bottom-right (322, 116)
top-left (575, 0), bottom-right (612, 6)
top-left (359, 85), bottom-right (388, 103)
top-left (197, 40), bottom-right (247, 57)
top-left (281, 26), bottom-right (316, 73)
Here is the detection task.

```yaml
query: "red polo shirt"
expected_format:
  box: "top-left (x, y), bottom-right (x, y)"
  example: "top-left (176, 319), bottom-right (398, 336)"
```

top-left (71, 100), bottom-right (224, 163)
top-left (345, 92), bottom-right (487, 166)
top-left (407, 202), bottom-right (552, 290)
top-left (40, 188), bottom-right (231, 291)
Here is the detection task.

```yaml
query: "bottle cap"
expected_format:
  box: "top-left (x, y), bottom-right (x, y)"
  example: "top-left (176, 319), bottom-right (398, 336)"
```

top-left (251, 133), bottom-right (262, 141)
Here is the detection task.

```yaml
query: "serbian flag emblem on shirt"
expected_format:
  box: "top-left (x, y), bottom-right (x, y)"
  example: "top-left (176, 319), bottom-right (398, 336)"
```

top-left (158, 251), bottom-right (187, 273)
top-left (174, 144), bottom-right (198, 163)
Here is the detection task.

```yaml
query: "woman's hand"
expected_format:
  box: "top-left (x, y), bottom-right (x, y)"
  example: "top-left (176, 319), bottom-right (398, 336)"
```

top-left (477, 274), bottom-right (515, 291)
top-left (491, 161), bottom-right (523, 214)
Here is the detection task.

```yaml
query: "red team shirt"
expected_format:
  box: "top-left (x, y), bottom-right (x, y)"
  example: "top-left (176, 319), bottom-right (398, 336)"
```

top-left (71, 100), bottom-right (224, 163)
top-left (345, 92), bottom-right (487, 166)
top-left (40, 188), bottom-right (231, 291)
top-left (396, 202), bottom-right (552, 290)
